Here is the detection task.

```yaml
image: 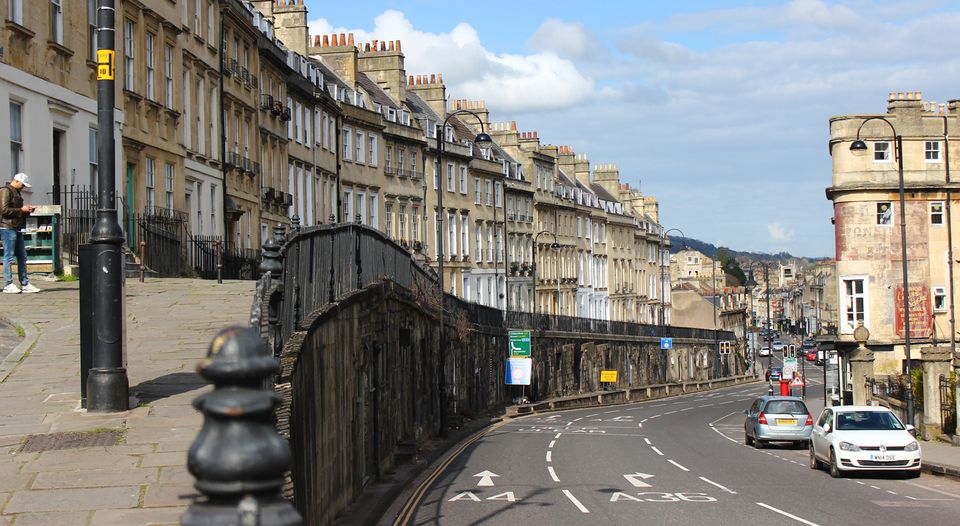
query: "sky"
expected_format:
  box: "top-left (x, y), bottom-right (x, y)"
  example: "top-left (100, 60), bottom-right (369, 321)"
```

top-left (302, 0), bottom-right (960, 258)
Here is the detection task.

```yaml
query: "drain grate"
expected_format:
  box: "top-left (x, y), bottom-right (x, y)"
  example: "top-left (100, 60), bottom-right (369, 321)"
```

top-left (19, 430), bottom-right (123, 453)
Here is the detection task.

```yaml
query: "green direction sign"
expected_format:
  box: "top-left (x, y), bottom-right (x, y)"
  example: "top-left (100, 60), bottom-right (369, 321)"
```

top-left (509, 330), bottom-right (531, 358)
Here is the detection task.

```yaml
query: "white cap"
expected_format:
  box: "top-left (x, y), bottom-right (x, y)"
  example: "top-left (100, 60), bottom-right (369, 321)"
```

top-left (13, 173), bottom-right (30, 188)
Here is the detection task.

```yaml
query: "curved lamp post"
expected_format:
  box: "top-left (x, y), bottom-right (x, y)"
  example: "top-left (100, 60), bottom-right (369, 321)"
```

top-left (659, 228), bottom-right (686, 332)
top-left (849, 117), bottom-right (914, 426)
top-left (436, 109), bottom-right (492, 436)
top-left (533, 229), bottom-right (560, 318)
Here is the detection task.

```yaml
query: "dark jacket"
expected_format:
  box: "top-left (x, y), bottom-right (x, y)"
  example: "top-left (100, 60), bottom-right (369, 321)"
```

top-left (0, 183), bottom-right (26, 230)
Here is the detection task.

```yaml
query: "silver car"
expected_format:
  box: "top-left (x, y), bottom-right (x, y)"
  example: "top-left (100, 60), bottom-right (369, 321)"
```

top-left (744, 396), bottom-right (813, 448)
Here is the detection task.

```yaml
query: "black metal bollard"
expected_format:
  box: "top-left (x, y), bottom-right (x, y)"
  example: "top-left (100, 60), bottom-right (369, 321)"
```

top-left (273, 224), bottom-right (287, 247)
top-left (181, 326), bottom-right (302, 526)
top-left (291, 214), bottom-right (301, 233)
top-left (259, 237), bottom-right (283, 281)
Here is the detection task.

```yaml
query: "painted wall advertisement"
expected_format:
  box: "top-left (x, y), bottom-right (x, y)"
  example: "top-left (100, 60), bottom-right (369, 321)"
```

top-left (895, 284), bottom-right (931, 339)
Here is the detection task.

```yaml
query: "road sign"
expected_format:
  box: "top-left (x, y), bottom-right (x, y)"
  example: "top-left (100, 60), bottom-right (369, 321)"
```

top-left (600, 370), bottom-right (618, 383)
top-left (505, 358), bottom-right (532, 385)
top-left (783, 357), bottom-right (797, 379)
top-left (791, 376), bottom-right (805, 387)
top-left (474, 470), bottom-right (499, 487)
top-left (660, 337), bottom-right (673, 350)
top-left (623, 472), bottom-right (654, 488)
top-left (509, 330), bottom-right (531, 358)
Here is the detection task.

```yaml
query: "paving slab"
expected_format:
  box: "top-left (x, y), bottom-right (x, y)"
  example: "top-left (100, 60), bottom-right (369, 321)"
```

top-left (0, 278), bottom-right (255, 522)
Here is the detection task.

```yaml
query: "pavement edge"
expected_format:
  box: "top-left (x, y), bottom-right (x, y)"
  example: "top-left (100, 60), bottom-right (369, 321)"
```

top-left (0, 316), bottom-right (38, 383)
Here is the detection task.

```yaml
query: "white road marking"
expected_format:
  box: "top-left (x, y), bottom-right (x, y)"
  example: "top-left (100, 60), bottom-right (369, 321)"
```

top-left (586, 414), bottom-right (599, 418)
top-left (856, 481), bottom-right (865, 485)
top-left (756, 502), bottom-right (820, 526)
top-left (649, 414), bottom-right (661, 419)
top-left (652, 403), bottom-right (668, 407)
top-left (870, 485), bottom-right (880, 490)
top-left (887, 490), bottom-right (897, 495)
top-left (623, 472), bottom-right (655, 487)
top-left (708, 411), bottom-right (739, 427)
top-left (906, 496), bottom-right (917, 500)
top-left (546, 451), bottom-right (552, 462)
top-left (562, 489), bottom-right (590, 513)
top-left (699, 404), bottom-right (715, 408)
top-left (644, 438), bottom-right (651, 445)
top-left (681, 407), bottom-right (694, 411)
top-left (665, 410), bottom-right (677, 415)
top-left (667, 459), bottom-right (689, 472)
top-left (548, 440), bottom-right (556, 448)
top-left (555, 433), bottom-right (562, 439)
top-left (699, 476), bottom-right (737, 494)
top-left (640, 418), bottom-right (649, 423)
top-left (548, 466), bottom-right (560, 482)
top-left (651, 446), bottom-right (664, 456)
top-left (638, 423), bottom-right (643, 429)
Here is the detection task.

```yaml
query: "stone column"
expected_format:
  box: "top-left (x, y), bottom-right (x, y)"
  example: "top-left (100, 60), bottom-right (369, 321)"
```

top-left (920, 346), bottom-right (951, 439)
top-left (848, 343), bottom-right (874, 406)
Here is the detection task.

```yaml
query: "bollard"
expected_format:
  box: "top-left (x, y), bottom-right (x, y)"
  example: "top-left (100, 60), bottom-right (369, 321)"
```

top-left (181, 326), bottom-right (302, 526)
top-left (139, 241), bottom-right (146, 283)
top-left (215, 240), bottom-right (223, 284)
top-left (273, 224), bottom-right (287, 247)
top-left (291, 214), bottom-right (301, 233)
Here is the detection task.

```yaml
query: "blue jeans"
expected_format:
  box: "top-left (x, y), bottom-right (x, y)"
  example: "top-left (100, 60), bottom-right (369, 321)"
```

top-left (1, 228), bottom-right (29, 287)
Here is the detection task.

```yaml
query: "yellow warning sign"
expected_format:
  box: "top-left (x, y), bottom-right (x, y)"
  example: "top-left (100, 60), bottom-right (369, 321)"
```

top-left (600, 370), bottom-right (618, 383)
top-left (96, 49), bottom-right (115, 81)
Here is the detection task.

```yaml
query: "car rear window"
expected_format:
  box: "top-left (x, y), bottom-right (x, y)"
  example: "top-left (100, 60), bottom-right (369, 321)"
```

top-left (763, 400), bottom-right (807, 414)
top-left (835, 411), bottom-right (904, 431)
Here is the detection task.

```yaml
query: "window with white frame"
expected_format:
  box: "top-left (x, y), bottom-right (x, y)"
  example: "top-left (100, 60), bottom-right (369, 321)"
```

top-left (448, 213), bottom-right (456, 255)
top-left (356, 131), bottom-right (365, 163)
top-left (925, 141), bottom-right (941, 162)
top-left (931, 201), bottom-right (944, 225)
top-left (459, 165), bottom-right (467, 194)
top-left (474, 177), bottom-right (481, 204)
top-left (410, 151), bottom-right (417, 178)
top-left (876, 202), bottom-right (892, 225)
top-left (88, 0), bottom-right (97, 61)
top-left (164, 44), bottom-right (174, 109)
top-left (873, 141), bottom-right (891, 162)
top-left (294, 102), bottom-right (302, 143)
top-left (433, 160), bottom-right (439, 190)
top-left (368, 135), bottom-right (377, 166)
top-left (412, 206), bottom-right (420, 242)
top-left (475, 224), bottom-right (482, 259)
top-left (461, 216), bottom-right (469, 257)
top-left (145, 32), bottom-right (156, 101)
top-left (321, 113), bottom-right (329, 150)
top-left (398, 148), bottom-right (404, 175)
top-left (385, 145), bottom-right (392, 171)
top-left (495, 181), bottom-right (503, 207)
top-left (50, 0), bottom-right (63, 44)
top-left (164, 162), bottom-right (174, 210)
top-left (9, 101), bottom-right (23, 176)
top-left (369, 194), bottom-right (378, 229)
top-left (8, 0), bottom-right (23, 24)
top-left (486, 225), bottom-right (493, 262)
top-left (934, 286), bottom-right (947, 311)
top-left (342, 127), bottom-right (352, 160)
top-left (123, 20), bottom-right (135, 91)
top-left (305, 108), bottom-right (311, 145)
top-left (207, 1), bottom-right (214, 41)
top-left (385, 203), bottom-right (393, 238)
top-left (447, 163), bottom-right (454, 192)
top-left (88, 128), bottom-right (98, 191)
top-left (841, 277), bottom-right (866, 332)
top-left (344, 189), bottom-right (353, 221)
top-left (395, 205), bottom-right (405, 241)
top-left (357, 192), bottom-right (366, 224)
top-left (485, 180), bottom-right (492, 205)
top-left (145, 158), bottom-right (156, 209)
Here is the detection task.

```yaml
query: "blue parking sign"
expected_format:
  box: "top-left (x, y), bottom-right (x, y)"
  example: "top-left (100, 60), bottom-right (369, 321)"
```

top-left (660, 337), bottom-right (673, 350)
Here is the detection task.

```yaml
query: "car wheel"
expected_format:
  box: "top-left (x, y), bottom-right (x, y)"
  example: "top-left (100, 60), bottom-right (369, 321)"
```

top-left (829, 449), bottom-right (842, 478)
top-left (809, 444), bottom-right (820, 470)
top-left (745, 431), bottom-right (754, 446)
top-left (754, 438), bottom-right (764, 449)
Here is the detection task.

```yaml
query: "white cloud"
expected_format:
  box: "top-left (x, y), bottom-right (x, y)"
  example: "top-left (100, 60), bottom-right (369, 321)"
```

top-left (768, 223), bottom-right (796, 243)
top-left (307, 10), bottom-right (595, 113)
top-left (528, 19), bottom-right (604, 61)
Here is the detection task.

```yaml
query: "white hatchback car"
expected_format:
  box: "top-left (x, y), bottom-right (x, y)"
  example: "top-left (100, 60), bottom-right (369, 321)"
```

top-left (809, 406), bottom-right (920, 478)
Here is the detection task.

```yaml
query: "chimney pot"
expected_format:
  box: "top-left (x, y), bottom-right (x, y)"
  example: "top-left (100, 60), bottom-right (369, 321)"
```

top-left (533, 131), bottom-right (538, 139)
top-left (365, 43), bottom-right (371, 52)
top-left (389, 40), bottom-right (395, 51)
top-left (396, 40), bottom-right (402, 52)
top-left (510, 121), bottom-right (517, 130)
top-left (409, 75), bottom-right (414, 85)
top-left (348, 34), bottom-right (355, 46)
top-left (438, 73), bottom-right (443, 84)
top-left (430, 74), bottom-right (437, 84)
top-left (313, 35), bottom-right (320, 47)
top-left (322, 35), bottom-right (329, 46)
top-left (372, 39), bottom-right (378, 51)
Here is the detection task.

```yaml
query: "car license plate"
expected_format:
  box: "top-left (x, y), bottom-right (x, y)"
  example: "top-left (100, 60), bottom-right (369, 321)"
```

top-left (870, 454), bottom-right (895, 461)
top-left (776, 419), bottom-right (797, 425)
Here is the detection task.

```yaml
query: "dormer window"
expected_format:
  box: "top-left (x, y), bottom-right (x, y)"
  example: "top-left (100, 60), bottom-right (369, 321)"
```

top-left (386, 107), bottom-right (397, 122)
top-left (445, 126), bottom-right (453, 142)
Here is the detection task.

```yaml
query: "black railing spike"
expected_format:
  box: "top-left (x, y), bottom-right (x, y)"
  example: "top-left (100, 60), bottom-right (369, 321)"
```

top-left (181, 326), bottom-right (302, 525)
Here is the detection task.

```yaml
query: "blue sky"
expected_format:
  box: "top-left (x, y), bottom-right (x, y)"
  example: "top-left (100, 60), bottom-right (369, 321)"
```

top-left (303, 0), bottom-right (960, 257)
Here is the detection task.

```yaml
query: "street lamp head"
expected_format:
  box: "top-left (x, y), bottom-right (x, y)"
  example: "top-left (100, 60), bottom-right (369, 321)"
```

top-left (849, 139), bottom-right (869, 154)
top-left (474, 132), bottom-right (493, 144)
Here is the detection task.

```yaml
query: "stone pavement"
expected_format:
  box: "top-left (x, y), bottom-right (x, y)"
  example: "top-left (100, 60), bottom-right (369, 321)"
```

top-left (0, 278), bottom-right (255, 526)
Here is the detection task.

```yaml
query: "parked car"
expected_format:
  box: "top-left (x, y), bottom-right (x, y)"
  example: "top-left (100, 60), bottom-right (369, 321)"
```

top-left (744, 396), bottom-right (813, 448)
top-left (809, 406), bottom-right (920, 478)
top-left (759, 347), bottom-right (771, 357)
top-left (765, 367), bottom-right (782, 382)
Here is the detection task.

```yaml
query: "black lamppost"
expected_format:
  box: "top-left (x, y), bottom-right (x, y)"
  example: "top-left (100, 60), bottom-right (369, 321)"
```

top-left (533, 229), bottom-right (560, 319)
top-left (849, 117), bottom-right (914, 426)
top-left (436, 109), bottom-right (491, 436)
top-left (745, 269), bottom-right (759, 373)
top-left (659, 228), bottom-right (685, 332)
top-left (749, 262), bottom-right (774, 373)
top-left (87, 0), bottom-right (129, 412)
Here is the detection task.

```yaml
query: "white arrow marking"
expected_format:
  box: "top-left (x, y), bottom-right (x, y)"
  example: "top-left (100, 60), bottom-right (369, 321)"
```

top-left (474, 470), bottom-right (499, 487)
top-left (449, 492), bottom-right (480, 502)
top-left (623, 472), bottom-right (655, 488)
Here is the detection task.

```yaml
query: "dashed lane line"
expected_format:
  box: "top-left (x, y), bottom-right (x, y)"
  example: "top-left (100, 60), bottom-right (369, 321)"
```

top-left (548, 466), bottom-right (560, 482)
top-left (756, 503), bottom-right (820, 526)
top-left (562, 489), bottom-right (590, 513)
top-left (546, 451), bottom-right (552, 462)
top-left (667, 459), bottom-right (690, 472)
top-left (651, 446), bottom-right (664, 456)
top-left (644, 438), bottom-right (651, 445)
top-left (548, 440), bottom-right (556, 448)
top-left (699, 476), bottom-right (737, 494)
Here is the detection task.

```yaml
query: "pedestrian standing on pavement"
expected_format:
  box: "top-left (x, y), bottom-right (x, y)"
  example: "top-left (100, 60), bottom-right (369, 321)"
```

top-left (1, 173), bottom-right (40, 294)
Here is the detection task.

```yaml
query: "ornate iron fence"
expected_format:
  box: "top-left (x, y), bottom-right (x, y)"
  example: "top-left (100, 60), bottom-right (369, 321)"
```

top-left (940, 374), bottom-right (957, 435)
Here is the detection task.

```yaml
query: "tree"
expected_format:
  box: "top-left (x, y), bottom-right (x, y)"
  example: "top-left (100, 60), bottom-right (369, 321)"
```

top-left (716, 247), bottom-right (746, 285)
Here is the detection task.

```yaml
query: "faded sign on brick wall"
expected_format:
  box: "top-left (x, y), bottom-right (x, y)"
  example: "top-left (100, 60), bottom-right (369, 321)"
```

top-left (895, 284), bottom-right (931, 339)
